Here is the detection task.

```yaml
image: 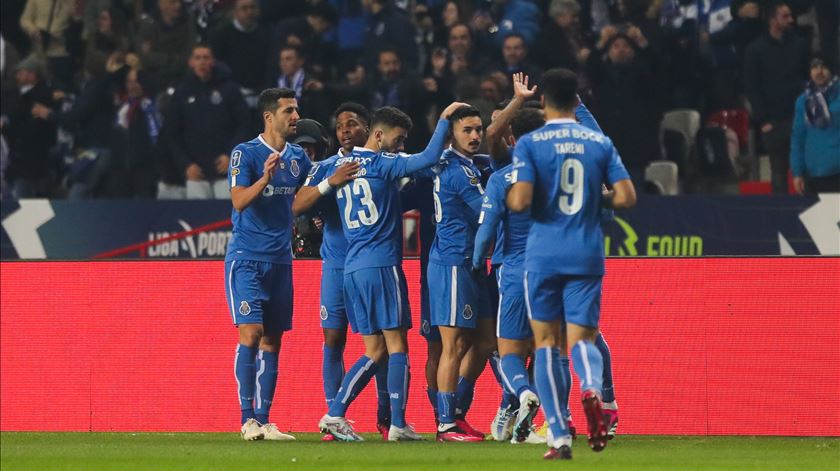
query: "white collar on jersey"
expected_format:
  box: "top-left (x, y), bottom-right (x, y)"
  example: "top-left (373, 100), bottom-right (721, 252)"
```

top-left (258, 134), bottom-right (288, 155)
top-left (447, 145), bottom-right (474, 161)
top-left (545, 118), bottom-right (577, 125)
top-left (352, 146), bottom-right (377, 154)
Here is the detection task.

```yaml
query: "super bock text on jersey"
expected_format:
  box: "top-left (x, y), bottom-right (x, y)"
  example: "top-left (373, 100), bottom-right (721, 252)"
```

top-left (511, 119), bottom-right (629, 328)
top-left (224, 135), bottom-right (312, 331)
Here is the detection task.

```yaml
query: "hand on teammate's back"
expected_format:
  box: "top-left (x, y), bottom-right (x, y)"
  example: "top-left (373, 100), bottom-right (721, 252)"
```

top-left (328, 161), bottom-right (361, 188)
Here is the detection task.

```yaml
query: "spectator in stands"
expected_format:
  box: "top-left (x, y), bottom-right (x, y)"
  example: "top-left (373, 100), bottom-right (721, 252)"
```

top-left (110, 67), bottom-right (161, 198)
top-left (84, 8), bottom-right (132, 89)
top-left (434, 1), bottom-right (464, 49)
top-left (370, 47), bottom-right (433, 151)
top-left (743, 1), bottom-right (809, 193)
top-left (790, 56), bottom-right (840, 195)
top-left (271, 3), bottom-right (337, 77)
top-left (587, 26), bottom-right (663, 184)
top-left (164, 44), bottom-right (250, 199)
top-left (19, 0), bottom-right (81, 91)
top-left (494, 33), bottom-right (542, 83)
top-left (185, 0), bottom-right (227, 41)
top-left (210, 0), bottom-right (269, 101)
top-left (273, 44), bottom-right (331, 126)
top-left (2, 55), bottom-right (57, 198)
top-left (708, 0), bottom-right (765, 107)
top-left (30, 54), bottom-right (118, 198)
top-left (363, 0), bottom-right (419, 73)
top-left (447, 22), bottom-right (491, 75)
top-left (533, 0), bottom-right (591, 72)
top-left (135, 0), bottom-right (198, 91)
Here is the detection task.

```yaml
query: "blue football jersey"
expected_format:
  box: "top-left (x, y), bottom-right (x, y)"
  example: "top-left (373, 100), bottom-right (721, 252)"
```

top-left (304, 152), bottom-right (348, 270)
top-left (475, 165), bottom-right (532, 294)
top-left (225, 136), bottom-right (312, 264)
top-left (429, 147), bottom-right (487, 266)
top-left (512, 119), bottom-right (630, 275)
top-left (325, 118), bottom-right (450, 273)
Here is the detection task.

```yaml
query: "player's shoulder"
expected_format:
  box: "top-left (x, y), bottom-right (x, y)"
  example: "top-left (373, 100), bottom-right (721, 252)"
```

top-left (379, 151), bottom-right (411, 160)
top-left (285, 142), bottom-right (308, 159)
top-left (232, 137), bottom-right (262, 159)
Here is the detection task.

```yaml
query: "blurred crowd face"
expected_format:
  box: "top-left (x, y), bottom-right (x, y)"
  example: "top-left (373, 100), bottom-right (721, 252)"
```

top-left (336, 111), bottom-right (369, 152)
top-left (502, 36), bottom-right (527, 67)
top-left (97, 10), bottom-right (113, 34)
top-left (279, 48), bottom-right (304, 77)
top-left (378, 51), bottom-right (402, 81)
top-left (554, 10), bottom-right (579, 29)
top-left (189, 46), bottom-right (215, 81)
top-left (452, 116), bottom-right (483, 155)
top-left (448, 24), bottom-right (472, 57)
top-left (125, 69), bottom-right (143, 98)
top-left (480, 78), bottom-right (502, 103)
top-left (608, 37), bottom-right (635, 64)
top-left (15, 69), bottom-right (38, 88)
top-left (442, 2), bottom-right (460, 27)
top-left (810, 63), bottom-right (832, 87)
top-left (233, 0), bottom-right (259, 29)
top-left (770, 5), bottom-right (794, 33)
top-left (158, 0), bottom-right (182, 22)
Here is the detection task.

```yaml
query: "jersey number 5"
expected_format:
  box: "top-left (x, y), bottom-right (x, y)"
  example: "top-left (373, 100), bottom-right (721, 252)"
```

top-left (433, 176), bottom-right (443, 223)
top-left (559, 159), bottom-right (584, 215)
top-left (338, 178), bottom-right (380, 228)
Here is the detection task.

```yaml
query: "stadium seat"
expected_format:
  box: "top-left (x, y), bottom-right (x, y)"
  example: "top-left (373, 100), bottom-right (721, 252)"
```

top-left (644, 160), bottom-right (680, 195)
top-left (661, 109), bottom-right (701, 150)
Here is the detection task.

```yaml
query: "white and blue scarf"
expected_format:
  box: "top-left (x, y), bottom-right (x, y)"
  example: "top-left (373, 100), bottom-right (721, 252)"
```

top-left (805, 76), bottom-right (838, 129)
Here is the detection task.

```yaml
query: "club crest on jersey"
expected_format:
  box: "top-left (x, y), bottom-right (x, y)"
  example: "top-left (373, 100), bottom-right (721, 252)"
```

top-left (231, 150), bottom-right (241, 168)
top-left (320, 305), bottom-right (328, 321)
top-left (239, 301), bottom-right (251, 316)
top-left (231, 168), bottom-right (240, 176)
top-left (290, 160), bottom-right (300, 177)
top-left (463, 304), bottom-right (473, 320)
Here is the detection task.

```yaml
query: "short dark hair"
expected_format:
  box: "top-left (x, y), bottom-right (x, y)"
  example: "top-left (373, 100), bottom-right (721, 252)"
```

top-left (540, 68), bottom-right (578, 111)
top-left (511, 108), bottom-right (545, 139)
top-left (371, 106), bottom-right (413, 131)
top-left (258, 88), bottom-right (296, 114)
top-left (523, 100), bottom-right (542, 109)
top-left (191, 43), bottom-right (214, 56)
top-left (765, 1), bottom-right (788, 21)
top-left (279, 44), bottom-right (303, 59)
top-left (334, 102), bottom-right (370, 126)
top-left (308, 3), bottom-right (338, 23)
top-left (449, 105), bottom-right (481, 124)
top-left (449, 22), bottom-right (472, 39)
top-left (378, 47), bottom-right (401, 60)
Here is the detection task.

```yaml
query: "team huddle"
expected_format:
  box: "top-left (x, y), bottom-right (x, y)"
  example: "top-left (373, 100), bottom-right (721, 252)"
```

top-left (223, 68), bottom-right (637, 460)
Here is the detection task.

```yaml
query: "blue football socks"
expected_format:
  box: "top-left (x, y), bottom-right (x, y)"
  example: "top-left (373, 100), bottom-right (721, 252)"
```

top-left (235, 344), bottom-right (257, 425)
top-left (322, 344), bottom-right (345, 408)
top-left (571, 340), bottom-right (604, 394)
top-left (595, 333), bottom-right (616, 403)
top-left (328, 355), bottom-right (377, 417)
top-left (254, 350), bottom-right (278, 424)
top-left (534, 347), bottom-right (570, 440)
top-left (387, 353), bottom-right (409, 428)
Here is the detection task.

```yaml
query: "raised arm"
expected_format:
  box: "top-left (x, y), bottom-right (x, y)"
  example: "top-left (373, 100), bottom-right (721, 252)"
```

top-left (486, 73), bottom-right (537, 162)
top-left (395, 102), bottom-right (467, 176)
top-left (575, 98), bottom-right (603, 133)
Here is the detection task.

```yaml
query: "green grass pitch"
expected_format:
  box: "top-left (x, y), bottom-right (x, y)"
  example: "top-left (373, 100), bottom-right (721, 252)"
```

top-left (1, 433), bottom-right (837, 470)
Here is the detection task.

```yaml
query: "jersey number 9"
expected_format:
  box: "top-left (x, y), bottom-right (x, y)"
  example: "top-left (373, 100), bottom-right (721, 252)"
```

top-left (559, 158), bottom-right (584, 215)
top-left (338, 178), bottom-right (380, 228)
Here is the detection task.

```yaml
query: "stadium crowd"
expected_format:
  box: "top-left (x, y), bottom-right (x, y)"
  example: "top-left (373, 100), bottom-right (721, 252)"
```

top-left (0, 0), bottom-right (837, 200)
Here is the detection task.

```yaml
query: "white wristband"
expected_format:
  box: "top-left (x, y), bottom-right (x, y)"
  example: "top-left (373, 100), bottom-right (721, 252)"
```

top-left (317, 179), bottom-right (333, 195)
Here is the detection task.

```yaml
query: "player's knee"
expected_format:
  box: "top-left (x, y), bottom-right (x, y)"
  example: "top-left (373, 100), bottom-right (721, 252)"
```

top-left (238, 324), bottom-right (263, 347)
top-left (323, 328), bottom-right (347, 349)
top-left (365, 344), bottom-right (387, 363)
